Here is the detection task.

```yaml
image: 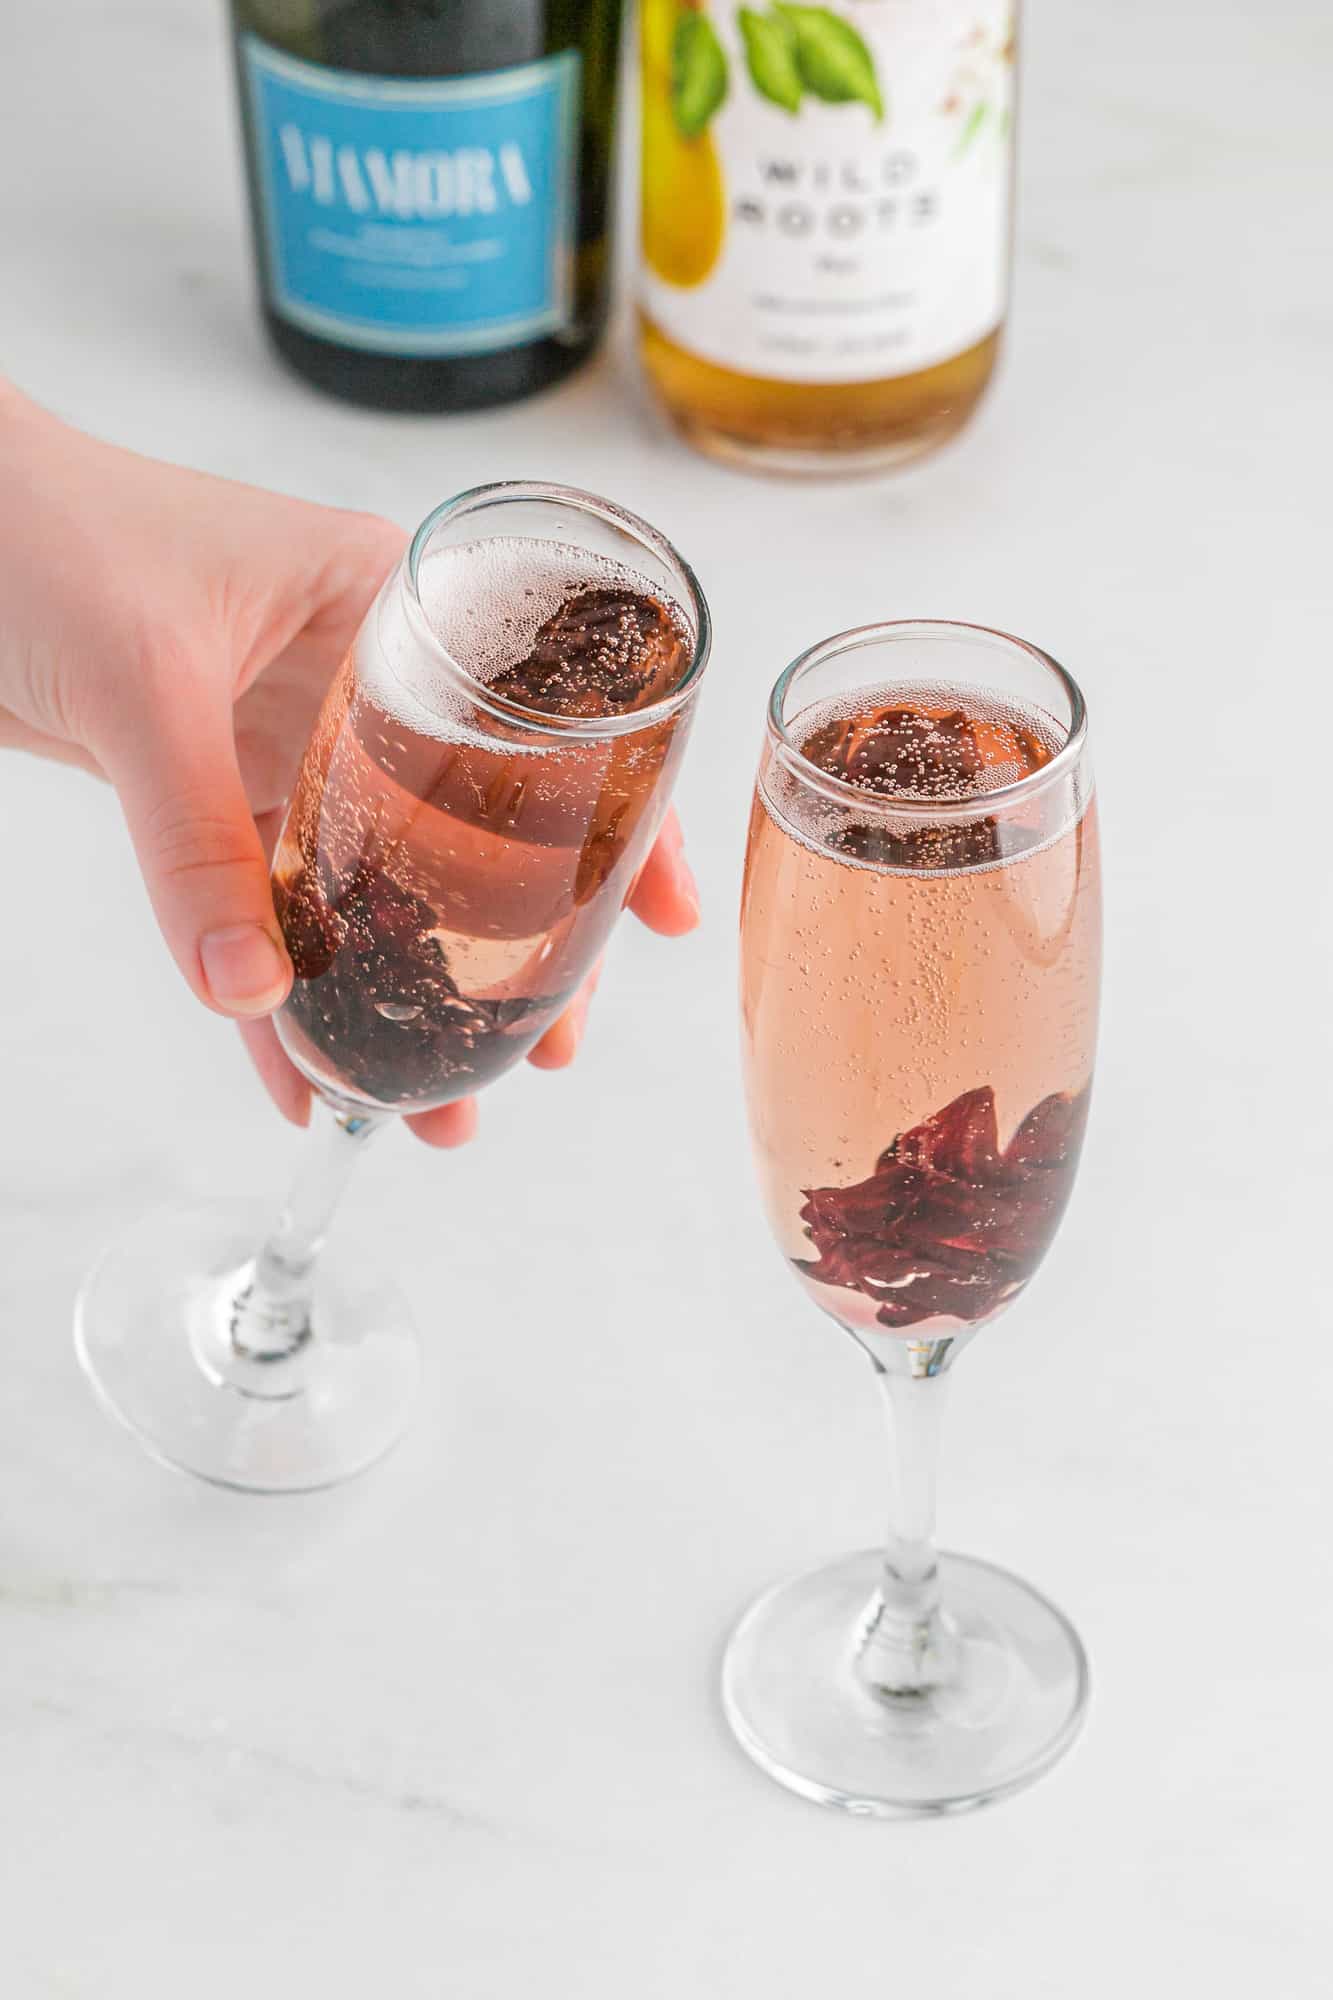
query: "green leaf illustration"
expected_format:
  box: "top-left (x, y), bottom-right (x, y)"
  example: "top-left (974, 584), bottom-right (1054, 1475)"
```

top-left (954, 100), bottom-right (989, 159)
top-left (775, 5), bottom-right (884, 121)
top-left (672, 11), bottom-right (730, 137)
top-left (738, 7), bottom-right (803, 114)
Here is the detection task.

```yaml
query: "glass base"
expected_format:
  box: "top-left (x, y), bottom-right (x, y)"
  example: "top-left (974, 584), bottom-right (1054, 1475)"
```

top-left (75, 1200), bottom-right (420, 1494)
top-left (722, 1550), bottom-right (1089, 1817)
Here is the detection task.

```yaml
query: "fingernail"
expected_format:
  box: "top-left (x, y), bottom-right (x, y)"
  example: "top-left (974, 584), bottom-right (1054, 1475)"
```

top-left (200, 925), bottom-right (290, 1015)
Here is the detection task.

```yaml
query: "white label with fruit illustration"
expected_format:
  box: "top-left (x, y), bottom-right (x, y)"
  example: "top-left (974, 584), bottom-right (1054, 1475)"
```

top-left (640, 0), bottom-right (1015, 383)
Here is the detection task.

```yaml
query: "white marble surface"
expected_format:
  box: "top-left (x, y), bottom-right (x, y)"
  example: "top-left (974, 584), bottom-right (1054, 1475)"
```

top-left (3, 0), bottom-right (1330, 1991)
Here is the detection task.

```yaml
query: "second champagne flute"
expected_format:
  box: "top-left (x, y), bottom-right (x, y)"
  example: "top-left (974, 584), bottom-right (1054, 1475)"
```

top-left (76, 483), bottom-right (710, 1493)
top-left (729, 621), bottom-right (1100, 1815)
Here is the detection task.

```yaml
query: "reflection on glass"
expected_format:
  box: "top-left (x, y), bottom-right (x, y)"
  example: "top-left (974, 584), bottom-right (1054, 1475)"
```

top-left (76, 484), bottom-right (710, 1494)
top-left (728, 620), bottom-right (1100, 1816)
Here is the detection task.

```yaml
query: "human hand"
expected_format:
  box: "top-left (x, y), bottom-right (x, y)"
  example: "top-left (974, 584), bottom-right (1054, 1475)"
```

top-left (0, 383), bottom-right (700, 1145)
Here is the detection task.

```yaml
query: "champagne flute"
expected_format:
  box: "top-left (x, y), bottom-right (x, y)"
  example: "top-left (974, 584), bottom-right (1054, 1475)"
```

top-left (728, 621), bottom-right (1100, 1814)
top-left (76, 483), bottom-right (710, 1493)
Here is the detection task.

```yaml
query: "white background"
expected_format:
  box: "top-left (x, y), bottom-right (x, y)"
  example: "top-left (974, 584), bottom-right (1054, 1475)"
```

top-left (2, 1), bottom-right (1330, 1993)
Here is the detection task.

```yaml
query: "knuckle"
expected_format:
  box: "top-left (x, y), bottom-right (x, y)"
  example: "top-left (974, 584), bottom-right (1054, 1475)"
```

top-left (341, 512), bottom-right (408, 587)
top-left (354, 510), bottom-right (407, 558)
top-left (145, 797), bottom-right (257, 881)
top-left (12, 640), bottom-right (84, 744)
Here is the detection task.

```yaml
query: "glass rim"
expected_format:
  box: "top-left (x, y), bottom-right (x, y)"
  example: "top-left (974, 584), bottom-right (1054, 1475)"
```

top-left (401, 480), bottom-right (712, 740)
top-left (766, 619), bottom-right (1090, 820)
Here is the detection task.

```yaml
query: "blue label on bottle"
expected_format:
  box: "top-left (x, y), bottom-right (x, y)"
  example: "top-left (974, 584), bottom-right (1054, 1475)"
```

top-left (240, 37), bottom-right (580, 356)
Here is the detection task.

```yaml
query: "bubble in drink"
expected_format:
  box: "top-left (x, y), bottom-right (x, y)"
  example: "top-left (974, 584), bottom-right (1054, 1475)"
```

top-left (489, 583), bottom-right (689, 718)
top-left (772, 683), bottom-right (1064, 876)
top-left (742, 681), bottom-right (1099, 1341)
top-left (271, 539), bottom-right (694, 1111)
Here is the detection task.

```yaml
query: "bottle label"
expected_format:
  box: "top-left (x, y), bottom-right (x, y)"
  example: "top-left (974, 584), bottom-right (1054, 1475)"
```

top-left (640, 0), bottom-right (1014, 383)
top-left (240, 37), bottom-right (580, 356)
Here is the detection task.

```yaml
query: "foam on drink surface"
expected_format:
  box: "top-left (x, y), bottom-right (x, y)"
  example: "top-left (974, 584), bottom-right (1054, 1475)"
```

top-left (274, 535), bottom-right (696, 1112)
top-left (367, 537), bottom-right (690, 747)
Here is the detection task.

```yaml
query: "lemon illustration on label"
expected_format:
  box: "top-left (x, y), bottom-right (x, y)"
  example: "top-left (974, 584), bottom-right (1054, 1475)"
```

top-left (642, 0), bottom-right (728, 289)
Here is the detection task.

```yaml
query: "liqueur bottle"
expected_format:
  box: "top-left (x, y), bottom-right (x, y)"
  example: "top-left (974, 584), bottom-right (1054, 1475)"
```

top-left (639, 0), bottom-right (1017, 472)
top-left (231, 1), bottom-right (625, 411)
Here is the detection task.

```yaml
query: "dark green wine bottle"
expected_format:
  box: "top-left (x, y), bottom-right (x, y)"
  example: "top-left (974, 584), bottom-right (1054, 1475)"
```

top-left (229, 2), bottom-right (625, 412)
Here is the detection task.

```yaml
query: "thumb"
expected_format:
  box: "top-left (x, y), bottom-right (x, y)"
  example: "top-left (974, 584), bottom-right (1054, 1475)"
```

top-left (102, 681), bottom-right (292, 1018)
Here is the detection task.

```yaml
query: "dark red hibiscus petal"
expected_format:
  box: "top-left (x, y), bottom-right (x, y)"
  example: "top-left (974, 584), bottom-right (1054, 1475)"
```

top-left (803, 705), bottom-right (985, 800)
top-left (794, 1243), bottom-right (870, 1291)
top-left (800, 713), bottom-right (858, 778)
top-left (801, 1162), bottom-right (925, 1242)
top-left (275, 837), bottom-right (555, 1107)
top-left (905, 1176), bottom-right (1048, 1264)
top-left (795, 1082), bottom-right (1089, 1331)
top-left (833, 818), bottom-right (1002, 873)
top-left (883, 1086), bottom-right (1000, 1178)
top-left (491, 586), bottom-right (687, 719)
top-left (985, 1191), bottom-right (1068, 1264)
top-left (1006, 1090), bottom-right (1091, 1169)
top-left (845, 709), bottom-right (983, 797)
top-left (891, 1199), bottom-right (998, 1268)
top-left (277, 869), bottom-right (347, 980)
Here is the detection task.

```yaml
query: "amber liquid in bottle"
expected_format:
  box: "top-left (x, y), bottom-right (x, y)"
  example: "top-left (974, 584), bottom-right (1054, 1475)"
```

top-left (640, 321), bottom-right (1003, 475)
top-left (639, 1), bottom-right (1016, 474)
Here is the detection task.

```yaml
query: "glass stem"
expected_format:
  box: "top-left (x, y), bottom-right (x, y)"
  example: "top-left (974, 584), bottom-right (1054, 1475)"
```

top-left (857, 1353), bottom-right (955, 1698)
top-left (228, 1101), bottom-right (386, 1365)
